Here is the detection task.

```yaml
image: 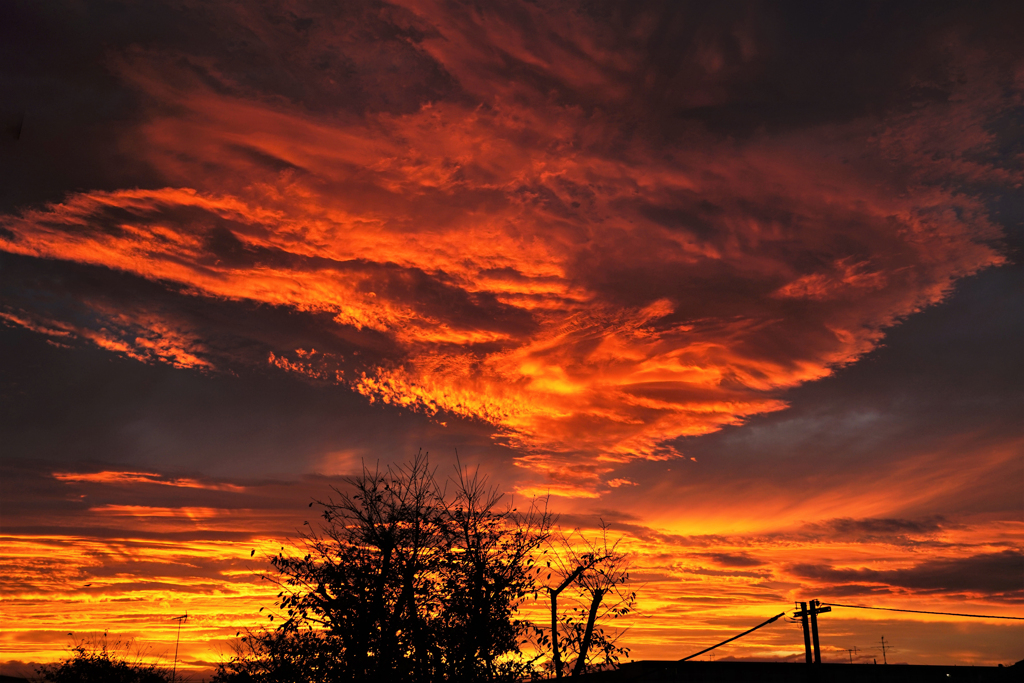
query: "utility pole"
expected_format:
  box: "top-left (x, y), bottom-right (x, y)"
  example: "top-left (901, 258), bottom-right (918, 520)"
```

top-left (845, 646), bottom-right (859, 663)
top-left (797, 602), bottom-right (811, 664)
top-left (880, 636), bottom-right (889, 665)
top-left (171, 612), bottom-right (188, 683)
top-left (809, 599), bottom-right (823, 663)
top-left (792, 599), bottom-right (830, 664)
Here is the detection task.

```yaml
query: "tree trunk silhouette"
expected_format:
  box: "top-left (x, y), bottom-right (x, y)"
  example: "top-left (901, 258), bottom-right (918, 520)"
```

top-left (549, 564), bottom-right (585, 678)
top-left (572, 587), bottom-right (605, 676)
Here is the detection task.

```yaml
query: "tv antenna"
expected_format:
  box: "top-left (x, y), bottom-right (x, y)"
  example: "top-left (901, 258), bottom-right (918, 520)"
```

top-left (171, 612), bottom-right (188, 683)
top-left (878, 636), bottom-right (891, 665)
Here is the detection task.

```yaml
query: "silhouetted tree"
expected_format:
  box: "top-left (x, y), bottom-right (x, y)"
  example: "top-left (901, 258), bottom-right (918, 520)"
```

top-left (542, 525), bottom-right (636, 677)
top-left (217, 453), bottom-right (554, 682)
top-left (433, 463), bottom-right (553, 681)
top-left (37, 632), bottom-right (170, 683)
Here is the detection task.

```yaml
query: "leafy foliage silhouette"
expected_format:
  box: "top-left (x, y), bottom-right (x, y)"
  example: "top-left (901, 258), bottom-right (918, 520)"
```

top-left (37, 632), bottom-right (171, 683)
top-left (214, 453), bottom-right (635, 682)
top-left (539, 525), bottom-right (636, 678)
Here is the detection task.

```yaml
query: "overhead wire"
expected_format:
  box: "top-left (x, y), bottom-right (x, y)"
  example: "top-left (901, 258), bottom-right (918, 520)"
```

top-left (679, 612), bottom-right (787, 662)
top-left (678, 601), bottom-right (1022, 664)
top-left (823, 602), bottom-right (1024, 620)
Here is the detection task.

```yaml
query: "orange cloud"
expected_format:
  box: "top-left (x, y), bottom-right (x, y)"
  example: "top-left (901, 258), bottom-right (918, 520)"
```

top-left (0, 1), bottom-right (1015, 495)
top-left (88, 505), bottom-right (222, 519)
top-left (53, 471), bottom-right (245, 492)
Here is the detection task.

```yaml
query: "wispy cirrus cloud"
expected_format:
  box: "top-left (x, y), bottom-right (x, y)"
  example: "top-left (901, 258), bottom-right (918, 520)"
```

top-left (53, 470), bottom-right (246, 492)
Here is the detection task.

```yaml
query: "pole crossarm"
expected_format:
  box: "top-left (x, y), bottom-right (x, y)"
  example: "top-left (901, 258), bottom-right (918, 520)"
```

top-left (793, 602), bottom-right (831, 617)
top-left (823, 603), bottom-right (1024, 620)
top-left (679, 612), bottom-right (787, 662)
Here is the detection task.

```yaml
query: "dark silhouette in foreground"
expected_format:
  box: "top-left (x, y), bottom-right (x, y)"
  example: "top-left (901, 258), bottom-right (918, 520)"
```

top-left (573, 659), bottom-right (1022, 682)
top-left (36, 633), bottom-right (170, 683)
top-left (213, 453), bottom-right (635, 682)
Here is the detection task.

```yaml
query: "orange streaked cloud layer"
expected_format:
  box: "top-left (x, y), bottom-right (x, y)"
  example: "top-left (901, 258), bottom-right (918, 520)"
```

top-left (2, 468), bottom-right (1021, 674)
top-left (54, 470), bottom-right (246, 492)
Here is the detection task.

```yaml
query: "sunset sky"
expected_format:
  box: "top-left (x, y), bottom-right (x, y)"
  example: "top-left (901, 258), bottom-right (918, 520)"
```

top-left (1, 0), bottom-right (1022, 676)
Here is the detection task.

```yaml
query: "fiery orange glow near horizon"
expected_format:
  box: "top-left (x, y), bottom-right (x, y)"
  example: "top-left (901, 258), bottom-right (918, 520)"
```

top-left (1, 0), bottom-right (1022, 676)
top-left (2, 469), bottom-right (1021, 674)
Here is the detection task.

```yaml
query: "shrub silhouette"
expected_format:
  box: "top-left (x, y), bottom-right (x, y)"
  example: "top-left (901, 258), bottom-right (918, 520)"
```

top-left (37, 633), bottom-right (170, 683)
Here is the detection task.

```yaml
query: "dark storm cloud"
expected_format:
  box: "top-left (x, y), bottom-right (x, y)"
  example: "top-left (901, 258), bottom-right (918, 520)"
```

top-left (703, 552), bottom-right (766, 568)
top-left (791, 549), bottom-right (1024, 596)
top-left (626, 1), bottom-right (1023, 133)
top-left (802, 517), bottom-right (955, 546)
top-left (0, 319), bottom-right (499, 485)
top-left (392, 0), bottom-right (1024, 132)
top-left (683, 566), bottom-right (769, 579)
top-left (0, 1), bottom-right (162, 210)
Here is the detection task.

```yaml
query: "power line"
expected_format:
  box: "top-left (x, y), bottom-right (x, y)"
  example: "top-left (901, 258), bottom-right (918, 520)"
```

top-left (824, 602), bottom-right (1024, 621)
top-left (679, 612), bottom-right (786, 662)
